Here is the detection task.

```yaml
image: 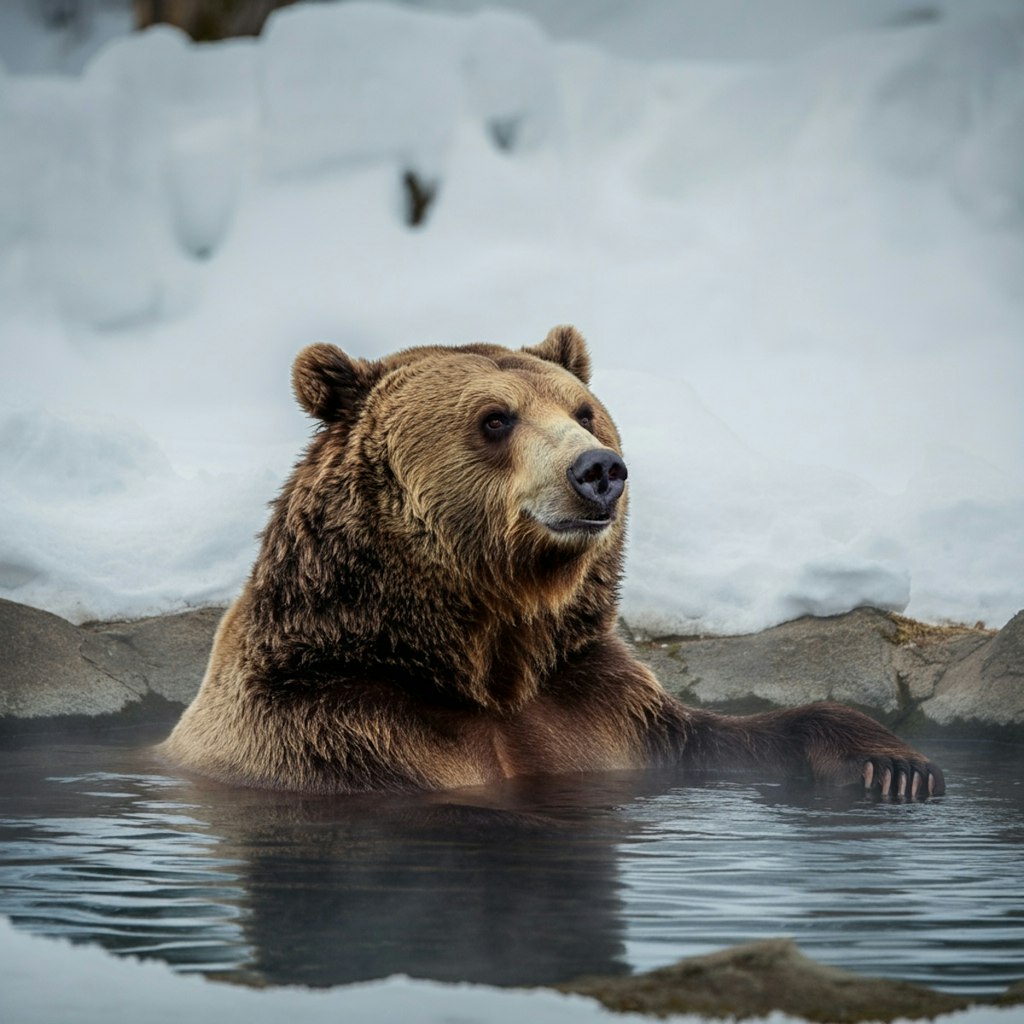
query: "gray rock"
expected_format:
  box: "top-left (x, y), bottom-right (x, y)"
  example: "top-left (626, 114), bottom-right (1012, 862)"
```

top-left (82, 607), bottom-right (223, 705)
top-left (629, 606), bottom-right (1023, 736)
top-left (632, 607), bottom-right (906, 718)
top-left (917, 609), bottom-right (1024, 731)
top-left (2, 595), bottom-right (1022, 737)
top-left (0, 599), bottom-right (140, 719)
top-left (0, 598), bottom-right (220, 729)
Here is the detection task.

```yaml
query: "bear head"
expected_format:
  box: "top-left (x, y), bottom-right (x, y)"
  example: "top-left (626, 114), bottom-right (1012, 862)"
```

top-left (249, 326), bottom-right (628, 711)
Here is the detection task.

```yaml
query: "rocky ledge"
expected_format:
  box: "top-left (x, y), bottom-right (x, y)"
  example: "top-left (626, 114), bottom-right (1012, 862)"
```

top-left (1, 597), bottom-right (1021, 737)
top-left (634, 606), bottom-right (1024, 740)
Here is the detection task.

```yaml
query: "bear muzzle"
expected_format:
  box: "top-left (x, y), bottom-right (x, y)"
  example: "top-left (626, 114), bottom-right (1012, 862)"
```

top-left (543, 448), bottom-right (627, 534)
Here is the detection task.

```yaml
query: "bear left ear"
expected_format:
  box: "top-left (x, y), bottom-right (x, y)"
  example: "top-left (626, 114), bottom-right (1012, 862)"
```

top-left (522, 325), bottom-right (592, 385)
top-left (291, 343), bottom-right (381, 426)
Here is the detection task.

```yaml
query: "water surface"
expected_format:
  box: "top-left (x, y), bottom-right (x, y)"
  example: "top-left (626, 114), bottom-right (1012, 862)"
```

top-left (0, 730), bottom-right (1021, 994)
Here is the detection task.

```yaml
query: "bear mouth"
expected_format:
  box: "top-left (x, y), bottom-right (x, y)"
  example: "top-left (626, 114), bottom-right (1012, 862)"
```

top-left (543, 512), bottom-right (616, 535)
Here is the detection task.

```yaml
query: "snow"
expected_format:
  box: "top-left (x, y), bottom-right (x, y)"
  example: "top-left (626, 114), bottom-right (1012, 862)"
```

top-left (3, 914), bottom-right (1023, 1024)
top-left (0, 1), bottom-right (1022, 634)
top-left (0, 914), bottom-right (708, 1024)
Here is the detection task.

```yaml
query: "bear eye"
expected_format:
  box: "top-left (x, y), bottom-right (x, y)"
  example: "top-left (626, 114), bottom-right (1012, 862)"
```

top-left (576, 406), bottom-right (595, 432)
top-left (481, 410), bottom-right (515, 441)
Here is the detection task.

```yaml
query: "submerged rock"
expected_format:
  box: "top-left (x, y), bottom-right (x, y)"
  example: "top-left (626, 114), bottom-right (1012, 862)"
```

top-left (559, 937), bottom-right (970, 1022)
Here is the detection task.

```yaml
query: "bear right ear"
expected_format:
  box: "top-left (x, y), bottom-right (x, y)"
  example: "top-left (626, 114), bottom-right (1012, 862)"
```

top-left (291, 343), bottom-right (380, 425)
top-left (522, 325), bottom-right (592, 385)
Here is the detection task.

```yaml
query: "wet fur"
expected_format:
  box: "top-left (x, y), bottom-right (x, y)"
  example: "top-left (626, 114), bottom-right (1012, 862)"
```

top-left (160, 327), bottom-right (944, 798)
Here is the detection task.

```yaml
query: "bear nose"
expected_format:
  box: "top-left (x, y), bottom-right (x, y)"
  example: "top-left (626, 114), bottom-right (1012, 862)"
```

top-left (568, 449), bottom-right (628, 508)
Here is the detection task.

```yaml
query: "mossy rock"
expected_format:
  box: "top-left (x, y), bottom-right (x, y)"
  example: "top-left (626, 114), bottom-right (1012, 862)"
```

top-left (558, 938), bottom-right (970, 1022)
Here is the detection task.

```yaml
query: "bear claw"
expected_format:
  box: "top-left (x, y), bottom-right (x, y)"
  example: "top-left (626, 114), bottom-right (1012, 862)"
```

top-left (863, 757), bottom-right (943, 800)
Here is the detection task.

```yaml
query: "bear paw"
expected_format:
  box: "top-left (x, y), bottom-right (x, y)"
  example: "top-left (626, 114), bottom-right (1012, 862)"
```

top-left (862, 755), bottom-right (945, 800)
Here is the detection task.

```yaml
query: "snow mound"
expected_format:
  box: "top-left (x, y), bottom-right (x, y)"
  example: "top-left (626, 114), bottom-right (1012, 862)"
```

top-left (0, 2), bottom-right (1021, 633)
top-left (0, 409), bottom-right (269, 624)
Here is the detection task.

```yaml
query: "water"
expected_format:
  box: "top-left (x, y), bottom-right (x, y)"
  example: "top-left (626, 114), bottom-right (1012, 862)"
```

top-left (0, 728), bottom-right (1021, 995)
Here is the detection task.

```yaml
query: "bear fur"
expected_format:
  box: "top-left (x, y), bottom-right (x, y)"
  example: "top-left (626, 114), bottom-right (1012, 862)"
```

top-left (160, 326), bottom-right (944, 798)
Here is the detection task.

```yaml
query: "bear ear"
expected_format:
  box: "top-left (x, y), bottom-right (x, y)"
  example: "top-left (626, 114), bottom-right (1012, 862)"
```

top-left (523, 325), bottom-right (592, 385)
top-left (291, 343), bottom-right (380, 425)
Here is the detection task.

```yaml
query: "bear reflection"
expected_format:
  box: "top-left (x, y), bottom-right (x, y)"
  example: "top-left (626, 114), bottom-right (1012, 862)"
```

top-left (0, 740), bottom-right (850, 989)
top-left (194, 771), bottom-right (668, 987)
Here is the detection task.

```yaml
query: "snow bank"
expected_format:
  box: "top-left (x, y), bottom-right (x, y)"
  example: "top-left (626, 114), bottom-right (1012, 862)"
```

top-left (3, 914), bottom-right (1023, 1024)
top-left (0, 409), bottom-right (272, 623)
top-left (0, 1), bottom-right (1022, 633)
top-left (0, 914), bottom-right (702, 1024)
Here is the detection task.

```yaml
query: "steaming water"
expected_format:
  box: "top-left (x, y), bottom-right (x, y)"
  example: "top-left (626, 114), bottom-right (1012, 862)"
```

top-left (0, 731), bottom-right (1021, 995)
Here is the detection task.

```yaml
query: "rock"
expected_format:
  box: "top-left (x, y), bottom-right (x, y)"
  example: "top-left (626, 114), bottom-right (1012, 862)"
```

top-left (632, 608), bottom-right (907, 717)
top-left (0, 599), bottom-right (141, 719)
top-left (0, 598), bottom-right (221, 731)
top-left (2, 596), bottom-right (1021, 737)
top-left (82, 607), bottom-right (224, 705)
top-left (559, 937), bottom-right (970, 1023)
top-left (630, 607), bottom-right (1023, 737)
top-left (996, 977), bottom-right (1024, 1006)
top-left (918, 609), bottom-right (1024, 733)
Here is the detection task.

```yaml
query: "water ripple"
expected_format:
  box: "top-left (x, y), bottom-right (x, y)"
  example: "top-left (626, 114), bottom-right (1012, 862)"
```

top-left (0, 737), bottom-right (1021, 993)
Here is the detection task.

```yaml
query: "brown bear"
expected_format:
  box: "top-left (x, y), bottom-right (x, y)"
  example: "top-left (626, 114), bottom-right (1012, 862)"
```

top-left (159, 326), bottom-right (944, 799)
